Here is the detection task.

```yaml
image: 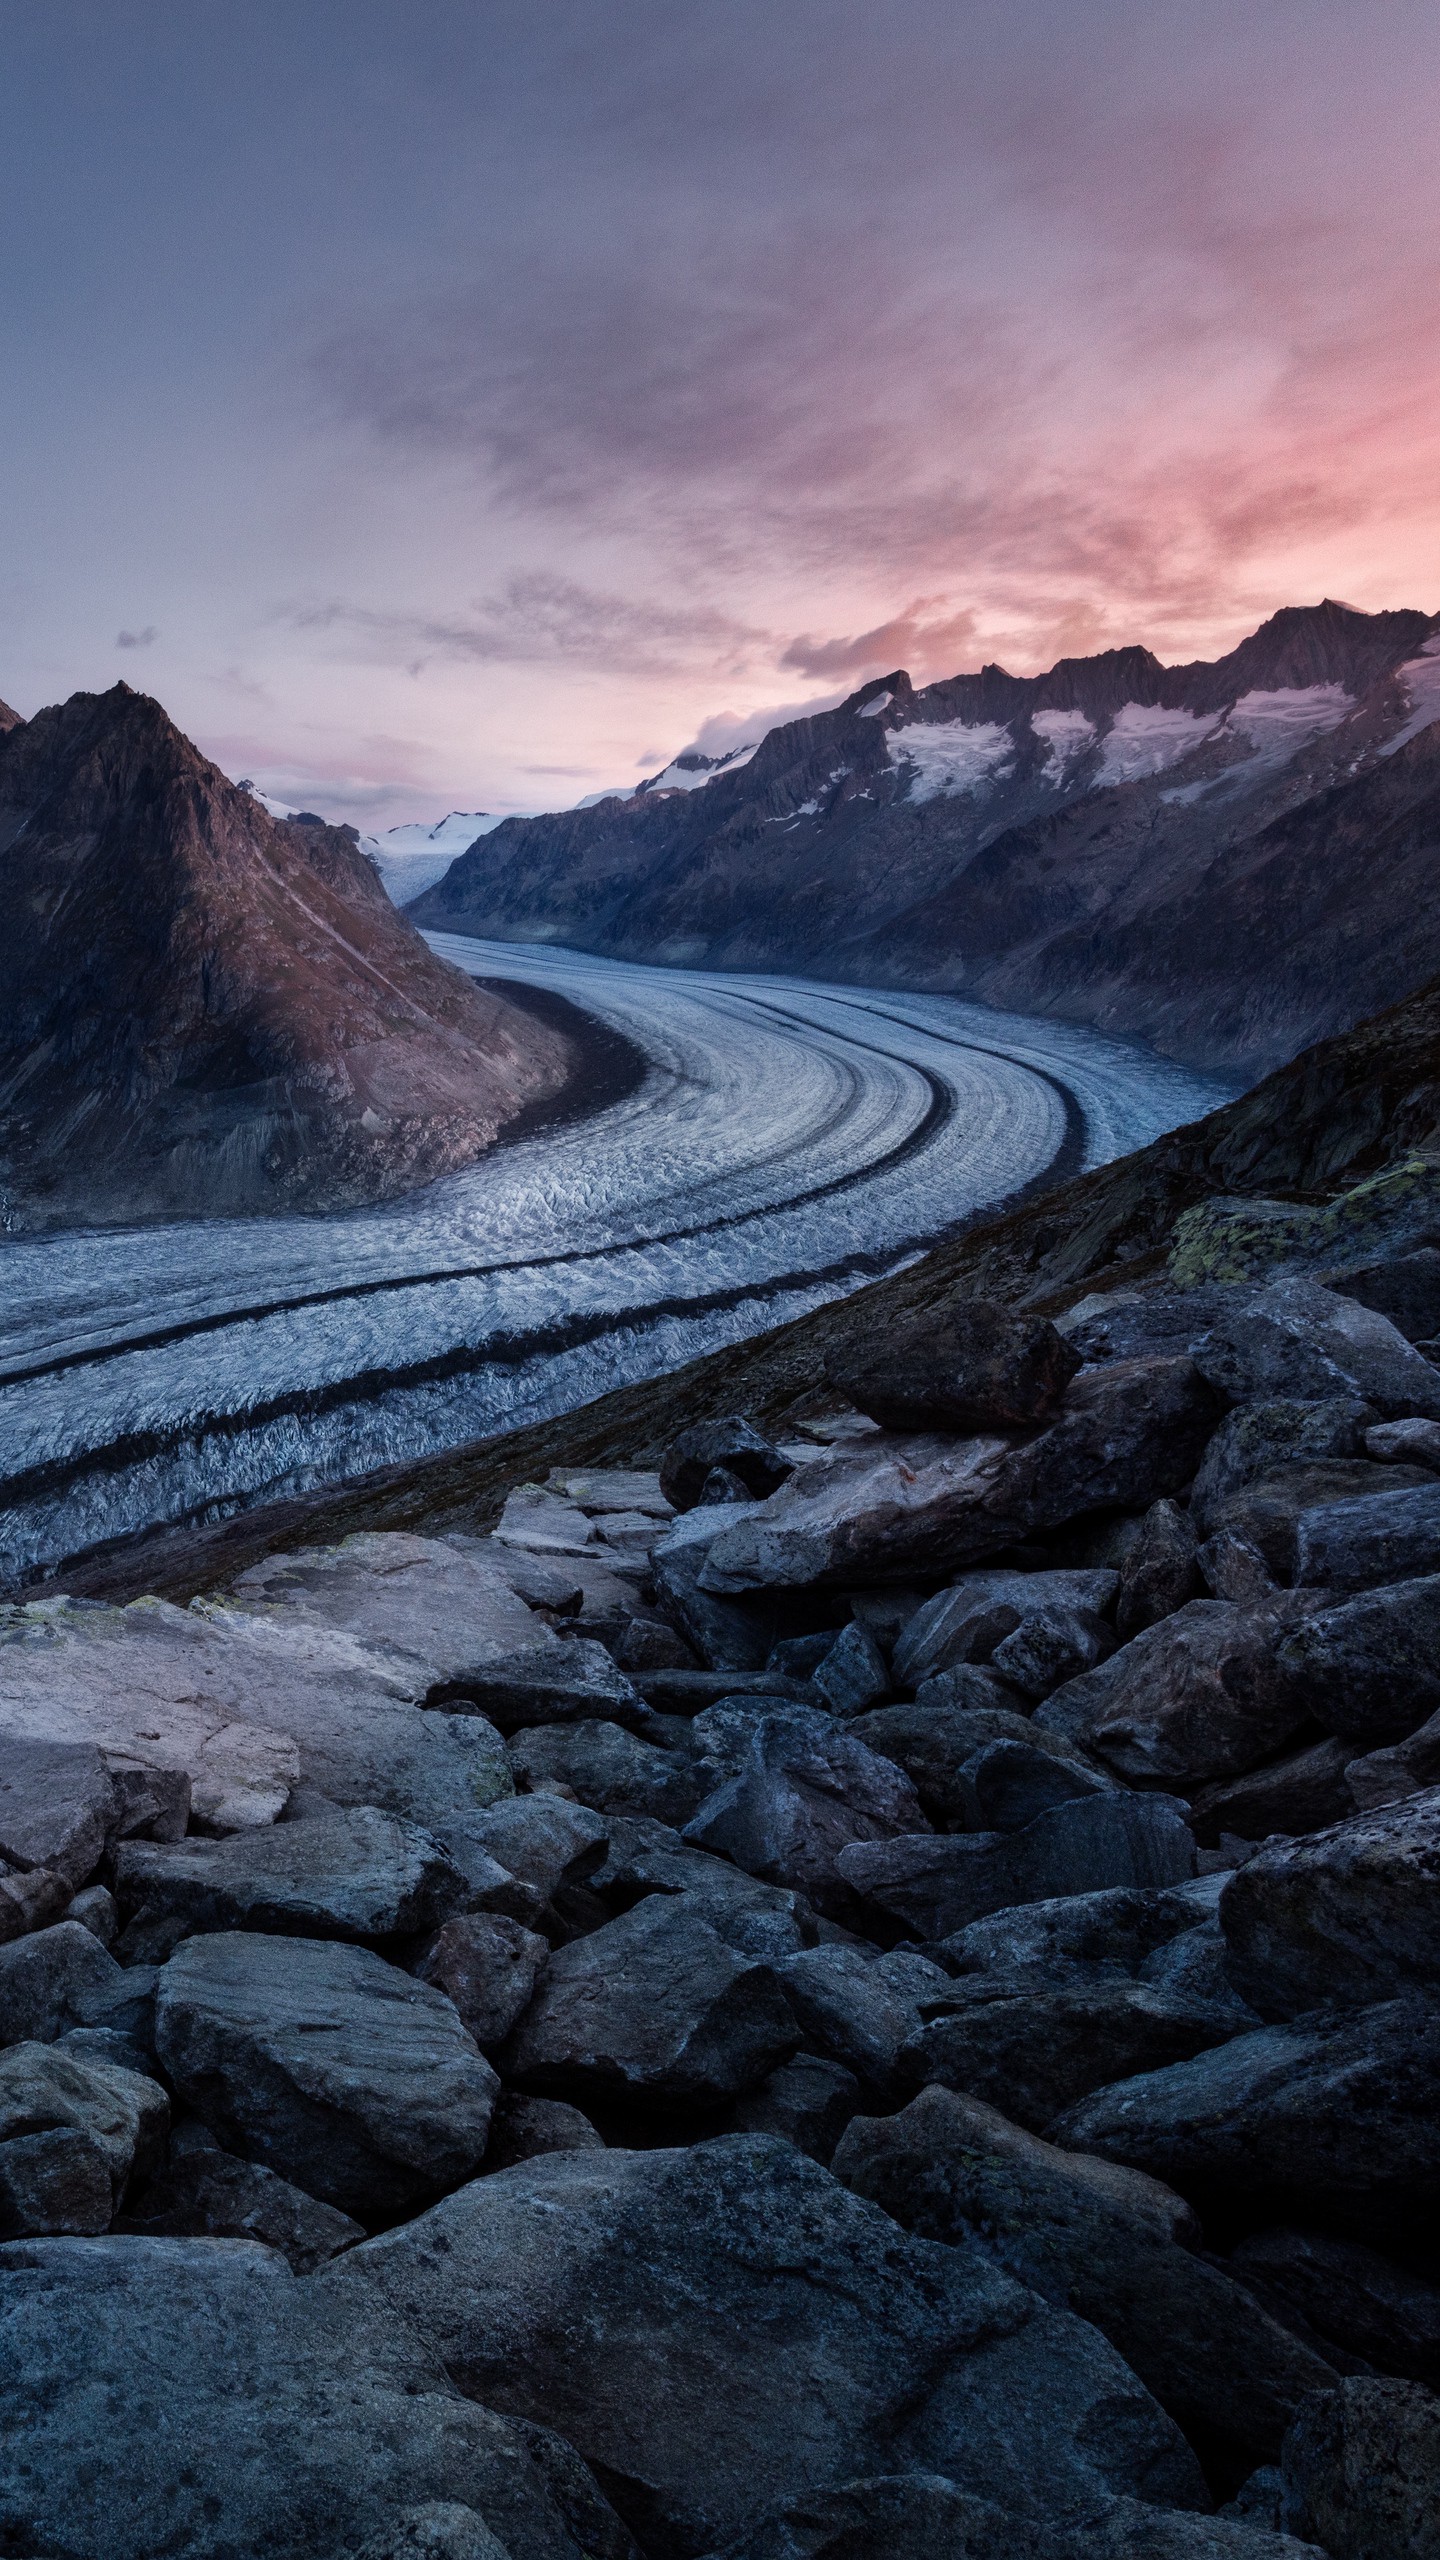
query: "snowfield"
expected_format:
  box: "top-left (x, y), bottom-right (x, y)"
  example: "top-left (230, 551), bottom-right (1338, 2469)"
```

top-left (0, 942), bottom-right (1227, 1584)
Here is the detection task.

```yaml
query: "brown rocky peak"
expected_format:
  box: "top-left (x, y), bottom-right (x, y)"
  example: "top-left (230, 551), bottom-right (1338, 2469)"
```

top-left (0, 683), bottom-right (572, 1228)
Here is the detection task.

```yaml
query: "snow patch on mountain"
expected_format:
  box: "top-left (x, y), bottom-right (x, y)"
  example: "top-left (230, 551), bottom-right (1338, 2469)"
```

top-left (1097, 703), bottom-right (1223, 786)
top-left (1226, 684), bottom-right (1354, 757)
top-left (363, 813), bottom-right (503, 903)
top-left (1382, 639), bottom-right (1440, 757)
top-left (892, 719), bottom-right (1015, 802)
top-left (1031, 708), bottom-right (1096, 782)
top-left (639, 739), bottom-right (763, 796)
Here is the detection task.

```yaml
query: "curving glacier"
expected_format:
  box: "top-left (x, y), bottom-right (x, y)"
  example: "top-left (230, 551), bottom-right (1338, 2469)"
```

top-left (0, 940), bottom-right (1229, 1585)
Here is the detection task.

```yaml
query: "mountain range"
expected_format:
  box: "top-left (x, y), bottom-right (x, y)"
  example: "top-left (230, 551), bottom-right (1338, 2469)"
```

top-left (0, 684), bottom-right (570, 1230)
top-left (411, 600), bottom-right (1440, 1080)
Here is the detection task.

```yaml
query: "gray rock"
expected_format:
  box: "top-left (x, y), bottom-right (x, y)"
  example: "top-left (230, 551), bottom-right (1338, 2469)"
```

top-left (321, 2134), bottom-right (1207, 2549)
top-left (226, 1530), bottom-right (554, 1683)
top-left (726, 2053), bottom-right (862, 2161)
top-left (1037, 1602), bottom-right (1310, 1786)
top-left (705, 2478), bottom-right (1320, 2559)
top-left (156, 1932), bottom-right (498, 2217)
top-left (1052, 1995), bottom-right (1440, 2249)
top-left (835, 2085), bottom-right (1338, 2465)
top-left (417, 1913), bottom-right (549, 2050)
top-left (551, 1465), bottom-right (674, 1518)
top-left (660, 1419), bottom-right (795, 1511)
top-left (684, 1707), bottom-right (926, 1913)
top-left (1198, 1530), bottom-right (1283, 1604)
top-left (0, 1920), bottom-right (156, 2046)
top-left (351, 2504), bottom-right (513, 2560)
top-left (778, 1944), bottom-right (954, 2094)
top-left (507, 1720), bottom-right (704, 1825)
top-left (0, 2233), bottom-right (627, 2560)
top-left (1191, 1739), bottom-right (1359, 1845)
top-left (1117, 1500), bottom-right (1204, 1637)
top-left (987, 1354), bottom-right (1223, 1538)
top-left (504, 1896), bottom-right (799, 2114)
top-left (484, 2091), bottom-right (604, 2170)
top-left (1197, 1278), bottom-right (1440, 1421)
top-left (0, 1737), bottom-right (117, 1888)
top-left (837, 1792), bottom-right (1195, 1942)
top-left (616, 1613), bottom-right (697, 1673)
top-left (650, 1502), bottom-right (785, 1670)
top-left (589, 1814), bottom-right (814, 1962)
top-left (107, 1759), bottom-right (193, 1842)
top-left (1335, 1248), bottom-right (1440, 1343)
top-left (696, 1432), bottom-right (1019, 1593)
top-left (898, 1979), bottom-right (1238, 2130)
top-left (1201, 1461), bottom-right (1433, 1582)
top-left (1276, 1575), bottom-right (1440, 1746)
top-left (939, 1876), bottom-right (1227, 1984)
top-left (118, 2124), bottom-right (363, 2269)
top-left (1191, 1400), bottom-right (1374, 1531)
top-left (827, 1303), bottom-right (1082, 1434)
top-left (0, 2041), bottom-right (167, 2232)
top-left (66, 1883), bottom-right (118, 1943)
top-left (989, 1604), bottom-right (1116, 1699)
top-left (1294, 1483), bottom-right (1440, 1591)
top-left (1141, 1919), bottom-right (1262, 2029)
top-left (893, 1569), bottom-right (1119, 1690)
top-left (1229, 2227), bottom-right (1440, 2388)
top-left (1281, 2375), bottom-right (1440, 2558)
top-left (454, 1794), bottom-right (608, 1906)
top-left (113, 1807), bottom-right (469, 1946)
top-left (1367, 1416), bottom-right (1440, 1468)
top-left (1346, 1705), bottom-right (1440, 1812)
top-left (955, 1736), bottom-right (1115, 1832)
top-left (811, 1622), bottom-right (890, 1716)
top-left (1220, 1792), bottom-right (1440, 2015)
top-left (0, 1863), bottom-right (71, 1943)
top-left (849, 1688), bottom-right (1090, 1825)
top-left (494, 1485), bottom-right (598, 1555)
top-left (442, 1640), bottom-right (649, 1736)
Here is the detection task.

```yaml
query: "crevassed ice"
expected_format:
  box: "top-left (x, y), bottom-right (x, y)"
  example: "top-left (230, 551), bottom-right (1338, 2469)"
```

top-left (1226, 685), bottom-right (1353, 756)
top-left (892, 720), bottom-right (1015, 802)
top-left (1382, 649), bottom-right (1440, 757)
top-left (1031, 709), bottom-right (1096, 782)
top-left (1096, 703), bottom-right (1222, 787)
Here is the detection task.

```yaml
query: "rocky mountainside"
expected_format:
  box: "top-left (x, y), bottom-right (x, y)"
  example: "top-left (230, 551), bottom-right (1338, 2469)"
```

top-left (412, 601), bottom-right (1440, 1081)
top-left (6, 1038), bottom-right (1440, 2546)
top-left (0, 684), bottom-right (572, 1228)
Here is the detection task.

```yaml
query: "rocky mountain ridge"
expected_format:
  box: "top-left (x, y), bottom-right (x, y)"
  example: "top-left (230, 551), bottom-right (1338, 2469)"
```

top-left (412, 601), bottom-right (1440, 1080)
top-left (0, 684), bottom-right (572, 1229)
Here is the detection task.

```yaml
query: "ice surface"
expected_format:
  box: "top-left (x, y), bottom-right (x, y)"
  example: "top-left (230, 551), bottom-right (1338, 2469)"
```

top-left (1382, 649), bottom-right (1440, 756)
top-left (0, 945), bottom-right (1227, 1584)
top-left (1095, 703), bottom-right (1222, 786)
top-left (891, 720), bottom-right (1015, 802)
top-left (1031, 709), bottom-right (1096, 781)
top-left (362, 814), bottom-right (504, 905)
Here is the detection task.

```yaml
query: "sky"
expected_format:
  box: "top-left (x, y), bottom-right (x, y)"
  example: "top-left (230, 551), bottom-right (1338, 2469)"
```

top-left (4, 0), bottom-right (1440, 828)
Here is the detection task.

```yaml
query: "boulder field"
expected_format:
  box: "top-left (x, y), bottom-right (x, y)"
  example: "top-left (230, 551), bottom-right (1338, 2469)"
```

top-left (5, 1276), bottom-right (1440, 2556)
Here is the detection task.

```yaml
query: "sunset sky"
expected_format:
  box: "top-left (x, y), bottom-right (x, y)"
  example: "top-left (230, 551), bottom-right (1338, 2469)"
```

top-left (5, 0), bottom-right (1440, 826)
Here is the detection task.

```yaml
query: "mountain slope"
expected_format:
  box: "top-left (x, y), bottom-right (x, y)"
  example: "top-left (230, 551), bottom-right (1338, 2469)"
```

top-left (0, 685), bottom-right (571, 1229)
top-left (412, 601), bottom-right (1440, 1079)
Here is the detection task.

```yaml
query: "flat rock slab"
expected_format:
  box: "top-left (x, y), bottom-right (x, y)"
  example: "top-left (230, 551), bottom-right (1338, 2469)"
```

top-left (321, 2135), bottom-right (1205, 2552)
top-left (549, 1468), bottom-right (674, 1517)
top-left (226, 1531), bottom-right (552, 1687)
top-left (1220, 1790), bottom-right (1440, 2015)
top-left (0, 1594), bottom-right (515, 1832)
top-left (0, 2235), bottom-right (625, 2560)
top-left (837, 1792), bottom-right (1195, 1942)
top-left (155, 1932), bottom-right (498, 2218)
top-left (114, 1807), bottom-right (470, 1945)
top-left (504, 1895), bottom-right (800, 2113)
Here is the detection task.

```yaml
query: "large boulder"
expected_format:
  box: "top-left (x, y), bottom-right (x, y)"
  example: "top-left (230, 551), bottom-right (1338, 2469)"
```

top-left (436, 1641), bottom-right (649, 1737)
top-left (849, 1689), bottom-right (1089, 1826)
top-left (1052, 1996), bottom-right (1440, 2249)
top-left (892, 1570), bottom-right (1119, 1691)
top-left (939, 1877), bottom-right (1226, 1986)
top-left (1275, 1578), bottom-right (1440, 1746)
top-left (416, 1913), bottom-right (550, 2052)
top-left (898, 1980), bottom-right (1238, 2129)
top-left (503, 1896), bottom-right (798, 2115)
top-left (1196, 1278), bottom-right (1440, 1421)
top-left (0, 1920), bottom-right (157, 2048)
top-left (683, 1707), bottom-right (926, 1913)
top-left (1191, 1739), bottom-right (1359, 1846)
top-left (1198, 1462), bottom-right (1432, 1585)
top-left (320, 2135), bottom-right (1208, 2551)
top-left (834, 2086), bottom-right (1338, 2466)
top-left (1116, 1501), bottom-right (1204, 1637)
top-left (825, 1304), bottom-right (1081, 1433)
top-left (1292, 1485), bottom-right (1440, 1592)
top-left (837, 1792), bottom-right (1195, 1942)
top-left (0, 2042), bottom-right (168, 2235)
top-left (509, 1721), bottom-right (705, 1825)
top-left (112, 1807), bottom-right (470, 1946)
top-left (1190, 1401), bottom-right (1375, 1532)
top-left (0, 2234), bottom-right (629, 2560)
top-left (953, 1737), bottom-right (1115, 1832)
top-left (1037, 1603), bottom-right (1311, 1786)
top-left (1229, 2227), bottom-right (1440, 2389)
top-left (650, 1503), bottom-right (790, 1670)
top-left (0, 1737), bottom-right (118, 1888)
top-left (660, 1420), bottom-right (795, 1512)
top-left (1281, 2376), bottom-right (1440, 2559)
top-left (588, 1814), bottom-right (814, 1963)
top-left (155, 1932), bottom-right (498, 2218)
top-left (224, 1530), bottom-right (551, 1687)
top-left (1219, 1793), bottom-right (1440, 2015)
top-left (117, 2120), bottom-right (363, 2270)
top-left (778, 1945), bottom-right (955, 2096)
